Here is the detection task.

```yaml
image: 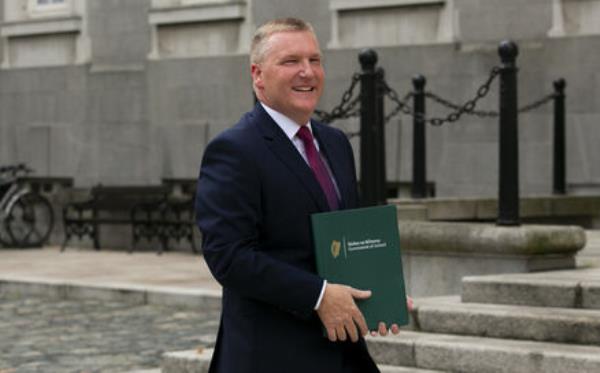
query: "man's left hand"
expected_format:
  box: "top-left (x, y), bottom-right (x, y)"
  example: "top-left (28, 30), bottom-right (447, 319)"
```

top-left (370, 296), bottom-right (413, 337)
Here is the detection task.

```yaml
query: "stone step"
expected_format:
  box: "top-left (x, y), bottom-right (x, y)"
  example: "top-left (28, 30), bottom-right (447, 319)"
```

top-left (415, 296), bottom-right (600, 344)
top-left (162, 349), bottom-right (212, 373)
top-left (378, 365), bottom-right (446, 373)
top-left (461, 271), bottom-right (600, 308)
top-left (366, 331), bottom-right (600, 373)
top-left (161, 348), bottom-right (446, 373)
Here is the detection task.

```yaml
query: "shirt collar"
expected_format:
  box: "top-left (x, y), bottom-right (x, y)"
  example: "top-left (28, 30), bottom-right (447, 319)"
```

top-left (261, 102), bottom-right (313, 141)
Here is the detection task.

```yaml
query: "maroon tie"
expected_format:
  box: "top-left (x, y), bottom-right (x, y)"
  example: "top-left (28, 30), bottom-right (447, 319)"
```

top-left (297, 126), bottom-right (339, 210)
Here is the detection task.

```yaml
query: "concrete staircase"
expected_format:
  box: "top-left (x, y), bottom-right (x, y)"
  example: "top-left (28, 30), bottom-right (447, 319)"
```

top-left (367, 269), bottom-right (600, 373)
top-left (159, 229), bottom-right (600, 373)
top-left (160, 268), bottom-right (600, 372)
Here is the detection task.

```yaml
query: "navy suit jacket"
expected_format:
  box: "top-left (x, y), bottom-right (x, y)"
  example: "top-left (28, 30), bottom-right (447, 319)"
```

top-left (195, 103), bottom-right (378, 373)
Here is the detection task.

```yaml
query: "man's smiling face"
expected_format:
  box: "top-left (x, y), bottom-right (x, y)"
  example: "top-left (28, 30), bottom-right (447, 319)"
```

top-left (251, 30), bottom-right (324, 125)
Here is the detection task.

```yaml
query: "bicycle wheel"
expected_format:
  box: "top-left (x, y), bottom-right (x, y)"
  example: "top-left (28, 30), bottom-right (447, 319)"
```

top-left (0, 216), bottom-right (12, 247)
top-left (5, 192), bottom-right (54, 248)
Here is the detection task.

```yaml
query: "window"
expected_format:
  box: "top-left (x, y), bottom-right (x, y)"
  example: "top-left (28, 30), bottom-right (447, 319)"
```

top-left (36, 0), bottom-right (66, 4)
top-left (328, 0), bottom-right (453, 48)
top-left (148, 1), bottom-right (249, 59)
top-left (28, 0), bottom-right (71, 17)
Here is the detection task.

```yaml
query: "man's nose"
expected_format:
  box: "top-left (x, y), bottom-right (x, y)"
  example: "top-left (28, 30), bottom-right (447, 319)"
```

top-left (299, 60), bottom-right (315, 78)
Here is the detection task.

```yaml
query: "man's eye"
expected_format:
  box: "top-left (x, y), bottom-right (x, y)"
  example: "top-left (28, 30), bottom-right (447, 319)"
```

top-left (283, 59), bottom-right (297, 65)
top-left (310, 58), bottom-right (321, 65)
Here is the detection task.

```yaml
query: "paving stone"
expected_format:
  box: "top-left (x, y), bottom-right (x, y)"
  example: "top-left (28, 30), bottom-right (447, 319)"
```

top-left (378, 366), bottom-right (446, 373)
top-left (162, 349), bottom-right (212, 373)
top-left (0, 294), bottom-right (220, 373)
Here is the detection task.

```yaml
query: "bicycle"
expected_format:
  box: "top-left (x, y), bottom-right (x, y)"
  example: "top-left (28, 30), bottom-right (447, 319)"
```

top-left (0, 164), bottom-right (54, 248)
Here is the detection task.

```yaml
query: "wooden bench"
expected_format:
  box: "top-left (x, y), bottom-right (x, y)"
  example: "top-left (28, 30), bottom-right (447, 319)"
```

top-left (160, 177), bottom-right (198, 254)
top-left (62, 185), bottom-right (170, 253)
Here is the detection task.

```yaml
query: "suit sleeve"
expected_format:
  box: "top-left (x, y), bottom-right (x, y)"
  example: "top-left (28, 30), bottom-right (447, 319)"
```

top-left (195, 134), bottom-right (323, 319)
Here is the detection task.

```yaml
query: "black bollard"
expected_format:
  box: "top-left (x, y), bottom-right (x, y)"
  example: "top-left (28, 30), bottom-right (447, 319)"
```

top-left (553, 79), bottom-right (566, 195)
top-left (411, 75), bottom-right (427, 199)
top-left (375, 67), bottom-right (387, 201)
top-left (359, 49), bottom-right (386, 206)
top-left (497, 41), bottom-right (520, 226)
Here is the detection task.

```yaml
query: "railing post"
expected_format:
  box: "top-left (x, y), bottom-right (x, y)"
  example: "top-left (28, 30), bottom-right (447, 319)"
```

top-left (359, 49), bottom-right (386, 206)
top-left (375, 67), bottom-right (387, 201)
top-left (497, 41), bottom-right (520, 226)
top-left (553, 78), bottom-right (566, 195)
top-left (412, 75), bottom-right (427, 199)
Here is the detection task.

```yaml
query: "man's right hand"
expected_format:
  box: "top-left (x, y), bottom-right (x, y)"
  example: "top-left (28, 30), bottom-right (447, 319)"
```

top-left (316, 283), bottom-right (371, 343)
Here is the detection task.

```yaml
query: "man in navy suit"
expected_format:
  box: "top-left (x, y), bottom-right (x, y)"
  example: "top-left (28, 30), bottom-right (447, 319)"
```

top-left (196, 18), bottom-right (401, 373)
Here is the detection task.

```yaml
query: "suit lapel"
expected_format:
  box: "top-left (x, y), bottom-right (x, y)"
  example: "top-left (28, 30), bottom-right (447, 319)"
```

top-left (252, 105), bottom-right (330, 212)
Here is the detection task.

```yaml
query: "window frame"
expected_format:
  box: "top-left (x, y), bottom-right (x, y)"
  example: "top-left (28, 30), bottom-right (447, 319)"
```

top-left (27, 0), bottom-right (72, 18)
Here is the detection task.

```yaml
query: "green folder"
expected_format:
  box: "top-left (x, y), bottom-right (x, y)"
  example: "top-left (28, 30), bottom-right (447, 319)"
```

top-left (311, 204), bottom-right (409, 330)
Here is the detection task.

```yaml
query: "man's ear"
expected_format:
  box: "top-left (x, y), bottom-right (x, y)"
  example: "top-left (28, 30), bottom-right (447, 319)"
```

top-left (251, 63), bottom-right (263, 90)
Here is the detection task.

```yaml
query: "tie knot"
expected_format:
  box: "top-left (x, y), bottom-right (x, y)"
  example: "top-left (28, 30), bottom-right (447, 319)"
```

top-left (296, 125), bottom-right (314, 145)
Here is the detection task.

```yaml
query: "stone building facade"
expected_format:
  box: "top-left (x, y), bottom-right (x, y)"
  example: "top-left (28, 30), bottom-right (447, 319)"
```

top-left (0, 0), bottom-right (599, 197)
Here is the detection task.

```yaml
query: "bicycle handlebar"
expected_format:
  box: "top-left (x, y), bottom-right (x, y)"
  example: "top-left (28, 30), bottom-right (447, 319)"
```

top-left (0, 163), bottom-right (33, 177)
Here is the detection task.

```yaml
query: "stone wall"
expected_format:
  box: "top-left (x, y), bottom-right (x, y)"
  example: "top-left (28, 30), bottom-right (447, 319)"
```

top-left (0, 0), bottom-right (599, 197)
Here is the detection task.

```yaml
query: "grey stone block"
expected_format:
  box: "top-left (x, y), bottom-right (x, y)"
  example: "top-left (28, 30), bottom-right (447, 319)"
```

top-left (161, 346), bottom-right (446, 373)
top-left (366, 333), bottom-right (420, 366)
top-left (63, 283), bottom-right (147, 305)
top-left (369, 332), bottom-right (600, 373)
top-left (457, 0), bottom-right (552, 43)
top-left (162, 349), bottom-right (213, 373)
top-left (415, 335), bottom-right (537, 373)
top-left (403, 251), bottom-right (533, 297)
top-left (552, 196), bottom-right (600, 217)
top-left (424, 199), bottom-right (478, 221)
top-left (581, 281), bottom-right (600, 309)
top-left (540, 349), bottom-right (600, 373)
top-left (0, 278), bottom-right (223, 313)
top-left (396, 205), bottom-right (428, 221)
top-left (462, 275), bottom-right (579, 307)
top-left (399, 221), bottom-right (586, 256)
top-left (0, 278), bottom-right (67, 300)
top-left (417, 297), bottom-right (600, 344)
top-left (146, 287), bottom-right (221, 311)
top-left (160, 347), bottom-right (446, 373)
top-left (378, 365), bottom-right (446, 373)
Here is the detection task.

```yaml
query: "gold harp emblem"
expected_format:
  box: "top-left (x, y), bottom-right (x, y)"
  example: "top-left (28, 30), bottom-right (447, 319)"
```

top-left (331, 240), bottom-right (341, 258)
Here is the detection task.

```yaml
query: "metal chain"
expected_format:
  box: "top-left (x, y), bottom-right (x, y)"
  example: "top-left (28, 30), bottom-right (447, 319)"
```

top-left (426, 91), bottom-right (556, 117)
top-left (381, 80), bottom-right (414, 124)
top-left (425, 66), bottom-right (501, 126)
top-left (314, 73), bottom-right (361, 123)
top-left (518, 93), bottom-right (556, 113)
top-left (425, 92), bottom-right (499, 118)
top-left (382, 67), bottom-right (501, 125)
top-left (319, 66), bottom-right (555, 138)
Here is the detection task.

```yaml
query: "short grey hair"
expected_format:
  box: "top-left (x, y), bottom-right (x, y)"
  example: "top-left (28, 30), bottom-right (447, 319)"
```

top-left (250, 18), bottom-right (317, 64)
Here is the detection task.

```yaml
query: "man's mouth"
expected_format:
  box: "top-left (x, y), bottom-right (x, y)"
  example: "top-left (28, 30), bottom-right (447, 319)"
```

top-left (292, 86), bottom-right (315, 92)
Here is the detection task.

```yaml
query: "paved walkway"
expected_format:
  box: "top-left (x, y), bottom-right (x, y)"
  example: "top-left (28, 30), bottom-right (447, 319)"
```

top-left (0, 247), bottom-right (221, 373)
top-left (0, 296), bottom-right (219, 373)
top-left (0, 246), bottom-right (220, 291)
